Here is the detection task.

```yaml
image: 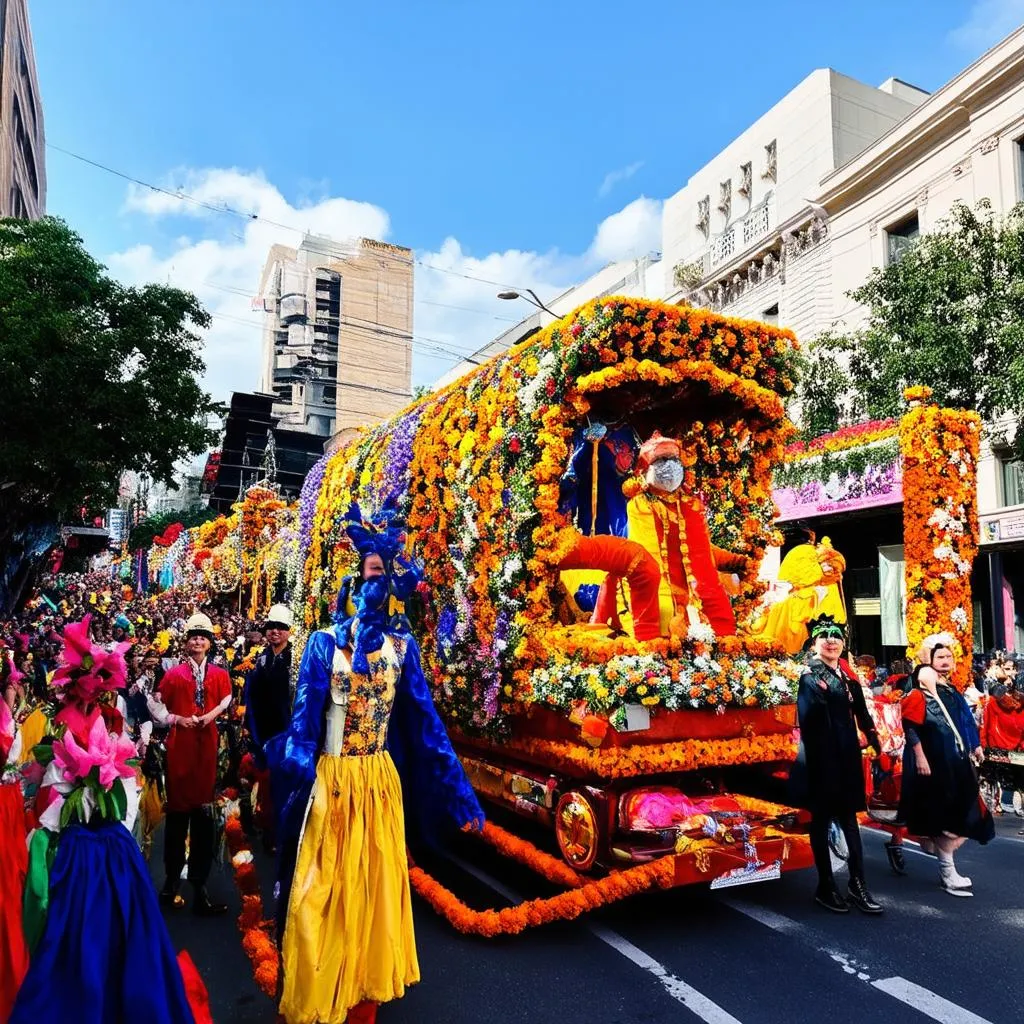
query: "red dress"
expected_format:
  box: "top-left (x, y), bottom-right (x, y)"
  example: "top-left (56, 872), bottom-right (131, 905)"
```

top-left (158, 662), bottom-right (231, 813)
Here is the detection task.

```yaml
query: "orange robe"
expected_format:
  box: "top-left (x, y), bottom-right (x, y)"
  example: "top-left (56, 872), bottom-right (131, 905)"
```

top-left (627, 491), bottom-right (743, 637)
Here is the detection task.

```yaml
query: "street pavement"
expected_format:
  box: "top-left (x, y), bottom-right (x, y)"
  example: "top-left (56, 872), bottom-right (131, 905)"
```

top-left (151, 811), bottom-right (1023, 1024)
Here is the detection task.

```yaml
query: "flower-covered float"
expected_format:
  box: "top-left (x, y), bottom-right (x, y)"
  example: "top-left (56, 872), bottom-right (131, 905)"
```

top-left (295, 297), bottom-right (816, 892)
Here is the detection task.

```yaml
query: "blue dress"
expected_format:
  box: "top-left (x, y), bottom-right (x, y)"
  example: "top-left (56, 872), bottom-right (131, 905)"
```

top-left (10, 821), bottom-right (195, 1024)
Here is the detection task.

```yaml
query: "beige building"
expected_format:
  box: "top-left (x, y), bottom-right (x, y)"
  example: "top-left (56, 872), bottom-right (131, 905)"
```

top-left (662, 69), bottom-right (927, 334)
top-left (256, 234), bottom-right (413, 439)
top-left (0, 0), bottom-right (44, 219)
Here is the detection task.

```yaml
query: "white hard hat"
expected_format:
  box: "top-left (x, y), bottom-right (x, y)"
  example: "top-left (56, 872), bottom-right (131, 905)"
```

top-left (184, 613), bottom-right (215, 638)
top-left (264, 604), bottom-right (294, 629)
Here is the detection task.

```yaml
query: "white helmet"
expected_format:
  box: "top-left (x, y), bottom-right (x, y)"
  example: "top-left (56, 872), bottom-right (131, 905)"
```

top-left (184, 613), bottom-right (215, 638)
top-left (264, 604), bottom-right (294, 630)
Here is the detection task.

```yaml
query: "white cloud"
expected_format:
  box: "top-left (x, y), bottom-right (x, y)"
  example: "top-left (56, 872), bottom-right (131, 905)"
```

top-left (949, 0), bottom-right (1024, 51)
top-left (107, 169), bottom-right (664, 402)
top-left (598, 161), bottom-right (644, 197)
top-left (588, 197), bottom-right (663, 263)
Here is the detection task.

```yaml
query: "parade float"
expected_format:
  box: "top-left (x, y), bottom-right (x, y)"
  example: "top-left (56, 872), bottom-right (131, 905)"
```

top-left (292, 297), bottom-right (818, 904)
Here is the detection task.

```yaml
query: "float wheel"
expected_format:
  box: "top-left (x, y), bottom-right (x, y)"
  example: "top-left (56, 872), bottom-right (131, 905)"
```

top-left (554, 790), bottom-right (601, 872)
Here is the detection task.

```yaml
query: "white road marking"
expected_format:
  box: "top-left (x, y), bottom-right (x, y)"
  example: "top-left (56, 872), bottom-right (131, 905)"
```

top-left (724, 899), bottom-right (995, 1023)
top-left (445, 854), bottom-right (745, 1024)
top-left (588, 924), bottom-right (745, 1024)
top-left (871, 977), bottom-right (995, 1024)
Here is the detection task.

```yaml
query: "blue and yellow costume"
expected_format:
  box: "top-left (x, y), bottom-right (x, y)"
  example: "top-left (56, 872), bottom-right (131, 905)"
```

top-left (270, 511), bottom-right (483, 1024)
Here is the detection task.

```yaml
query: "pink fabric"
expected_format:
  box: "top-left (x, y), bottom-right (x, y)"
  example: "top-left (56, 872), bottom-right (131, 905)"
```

top-left (624, 788), bottom-right (740, 830)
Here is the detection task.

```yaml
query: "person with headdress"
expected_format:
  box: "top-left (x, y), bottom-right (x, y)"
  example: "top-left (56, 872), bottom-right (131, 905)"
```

top-left (269, 503), bottom-right (484, 1024)
top-left (10, 615), bottom-right (209, 1023)
top-left (790, 615), bottom-right (884, 914)
top-left (621, 431), bottom-right (749, 637)
top-left (151, 612), bottom-right (232, 916)
top-left (899, 633), bottom-right (994, 897)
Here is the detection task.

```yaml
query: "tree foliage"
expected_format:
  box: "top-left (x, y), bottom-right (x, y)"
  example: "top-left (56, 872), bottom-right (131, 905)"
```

top-left (0, 217), bottom-right (221, 545)
top-left (801, 201), bottom-right (1024, 449)
top-left (128, 506), bottom-right (220, 552)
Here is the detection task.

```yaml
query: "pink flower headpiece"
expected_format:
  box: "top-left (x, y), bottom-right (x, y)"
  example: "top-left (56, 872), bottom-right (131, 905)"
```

top-left (50, 615), bottom-right (130, 706)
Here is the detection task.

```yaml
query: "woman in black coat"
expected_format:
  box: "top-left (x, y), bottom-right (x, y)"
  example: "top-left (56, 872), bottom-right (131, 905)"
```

top-left (791, 616), bottom-right (883, 914)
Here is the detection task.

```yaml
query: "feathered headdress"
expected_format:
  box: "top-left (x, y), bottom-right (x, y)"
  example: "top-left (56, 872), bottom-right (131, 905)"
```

top-left (342, 500), bottom-right (407, 569)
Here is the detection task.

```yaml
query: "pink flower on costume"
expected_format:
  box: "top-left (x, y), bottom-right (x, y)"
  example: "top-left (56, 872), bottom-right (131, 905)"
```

top-left (52, 714), bottom-right (136, 790)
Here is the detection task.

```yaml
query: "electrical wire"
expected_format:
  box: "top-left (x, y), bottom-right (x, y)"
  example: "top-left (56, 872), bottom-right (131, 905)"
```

top-left (46, 142), bottom-right (545, 294)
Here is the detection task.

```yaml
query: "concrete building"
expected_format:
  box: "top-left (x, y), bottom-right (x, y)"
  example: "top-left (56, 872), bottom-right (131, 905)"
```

top-left (432, 254), bottom-right (664, 390)
top-left (256, 234), bottom-right (413, 439)
top-left (661, 70), bottom-right (927, 335)
top-left (669, 29), bottom-right (1024, 655)
top-left (0, 0), bottom-right (44, 219)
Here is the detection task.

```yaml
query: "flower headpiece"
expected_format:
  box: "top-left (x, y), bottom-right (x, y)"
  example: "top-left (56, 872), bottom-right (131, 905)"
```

top-left (809, 615), bottom-right (845, 641)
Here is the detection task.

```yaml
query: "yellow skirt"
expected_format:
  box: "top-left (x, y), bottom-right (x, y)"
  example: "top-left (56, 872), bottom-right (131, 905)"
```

top-left (279, 750), bottom-right (419, 1024)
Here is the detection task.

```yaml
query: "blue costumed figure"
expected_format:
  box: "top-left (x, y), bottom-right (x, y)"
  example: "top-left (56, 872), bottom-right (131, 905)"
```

top-left (269, 504), bottom-right (484, 1024)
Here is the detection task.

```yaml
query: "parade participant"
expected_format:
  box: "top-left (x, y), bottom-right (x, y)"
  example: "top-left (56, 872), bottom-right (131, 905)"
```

top-left (271, 507), bottom-right (484, 1024)
top-left (899, 634), bottom-right (994, 897)
top-left (10, 616), bottom-right (205, 1024)
top-left (618, 431), bottom-right (748, 637)
top-left (153, 613), bottom-right (232, 915)
top-left (0, 698), bottom-right (28, 1022)
top-left (791, 615), bottom-right (884, 914)
top-left (243, 603), bottom-right (293, 845)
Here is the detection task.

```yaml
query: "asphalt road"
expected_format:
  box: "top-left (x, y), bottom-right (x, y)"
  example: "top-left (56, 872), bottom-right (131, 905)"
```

top-left (151, 810), bottom-right (1024, 1024)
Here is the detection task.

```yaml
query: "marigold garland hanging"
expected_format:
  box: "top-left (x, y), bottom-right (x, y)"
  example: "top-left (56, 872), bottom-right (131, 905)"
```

top-left (224, 810), bottom-right (279, 999)
top-left (899, 389), bottom-right (980, 689)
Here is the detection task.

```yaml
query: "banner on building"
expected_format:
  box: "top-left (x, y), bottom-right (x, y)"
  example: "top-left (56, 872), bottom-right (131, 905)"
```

top-left (878, 544), bottom-right (907, 647)
top-left (774, 461), bottom-right (903, 522)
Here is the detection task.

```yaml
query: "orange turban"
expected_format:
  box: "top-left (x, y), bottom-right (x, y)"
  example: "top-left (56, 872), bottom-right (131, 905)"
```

top-left (636, 432), bottom-right (681, 475)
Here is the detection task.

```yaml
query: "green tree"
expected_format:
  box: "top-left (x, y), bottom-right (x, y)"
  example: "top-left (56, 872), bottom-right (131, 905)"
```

top-left (0, 217), bottom-right (221, 556)
top-left (802, 200), bottom-right (1024, 447)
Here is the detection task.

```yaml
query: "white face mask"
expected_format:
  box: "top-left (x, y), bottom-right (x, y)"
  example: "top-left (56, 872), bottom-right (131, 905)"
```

top-left (646, 458), bottom-right (685, 493)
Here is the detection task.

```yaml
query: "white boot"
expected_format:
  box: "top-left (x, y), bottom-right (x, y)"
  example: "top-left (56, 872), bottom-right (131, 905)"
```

top-left (939, 861), bottom-right (973, 896)
top-left (947, 861), bottom-right (972, 889)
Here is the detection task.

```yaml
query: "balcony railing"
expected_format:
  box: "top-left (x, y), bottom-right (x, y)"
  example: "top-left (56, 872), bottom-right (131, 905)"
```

top-left (675, 194), bottom-right (776, 289)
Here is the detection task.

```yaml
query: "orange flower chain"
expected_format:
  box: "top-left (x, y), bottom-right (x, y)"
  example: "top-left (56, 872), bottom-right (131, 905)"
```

top-left (224, 810), bottom-right (280, 998)
top-left (899, 391), bottom-right (981, 689)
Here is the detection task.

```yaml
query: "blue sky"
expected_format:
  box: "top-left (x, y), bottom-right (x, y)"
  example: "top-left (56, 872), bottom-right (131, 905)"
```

top-left (29, 0), bottom-right (1024, 398)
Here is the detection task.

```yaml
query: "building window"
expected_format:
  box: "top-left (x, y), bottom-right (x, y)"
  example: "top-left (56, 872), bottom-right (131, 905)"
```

top-left (1018, 139), bottom-right (1024, 201)
top-left (886, 212), bottom-right (919, 264)
top-left (322, 385), bottom-right (336, 404)
top-left (1001, 457), bottom-right (1024, 507)
top-left (762, 303), bottom-right (779, 326)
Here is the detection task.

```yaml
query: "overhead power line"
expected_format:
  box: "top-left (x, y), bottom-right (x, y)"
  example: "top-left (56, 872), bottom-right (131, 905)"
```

top-left (47, 142), bottom-right (538, 292)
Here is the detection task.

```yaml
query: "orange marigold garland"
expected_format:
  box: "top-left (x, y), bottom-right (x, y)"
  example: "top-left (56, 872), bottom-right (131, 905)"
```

top-left (224, 809), bottom-right (279, 999)
top-left (408, 854), bottom-right (677, 937)
top-left (457, 730), bottom-right (798, 779)
top-left (899, 387), bottom-right (980, 689)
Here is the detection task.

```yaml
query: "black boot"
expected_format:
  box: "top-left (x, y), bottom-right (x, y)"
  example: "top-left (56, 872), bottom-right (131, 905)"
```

top-left (885, 840), bottom-right (906, 876)
top-left (158, 878), bottom-right (181, 909)
top-left (848, 876), bottom-right (883, 914)
top-left (192, 886), bottom-right (228, 917)
top-left (814, 885), bottom-right (850, 913)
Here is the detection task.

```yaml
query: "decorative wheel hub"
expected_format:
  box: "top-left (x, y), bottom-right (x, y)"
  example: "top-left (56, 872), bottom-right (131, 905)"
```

top-left (555, 791), bottom-right (599, 871)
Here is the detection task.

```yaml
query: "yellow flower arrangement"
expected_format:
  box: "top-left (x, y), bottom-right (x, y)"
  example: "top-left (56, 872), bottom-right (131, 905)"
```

top-left (292, 297), bottom-right (800, 735)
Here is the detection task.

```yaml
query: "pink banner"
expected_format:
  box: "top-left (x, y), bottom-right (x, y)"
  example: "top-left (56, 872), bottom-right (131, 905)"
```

top-left (773, 461), bottom-right (903, 522)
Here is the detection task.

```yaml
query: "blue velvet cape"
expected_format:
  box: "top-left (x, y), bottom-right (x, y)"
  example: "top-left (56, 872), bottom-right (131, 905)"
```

top-left (267, 626), bottom-right (484, 936)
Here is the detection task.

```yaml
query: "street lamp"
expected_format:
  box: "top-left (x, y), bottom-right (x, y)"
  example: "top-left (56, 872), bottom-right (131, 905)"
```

top-left (497, 288), bottom-right (560, 318)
